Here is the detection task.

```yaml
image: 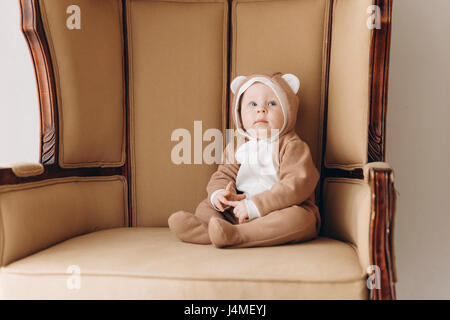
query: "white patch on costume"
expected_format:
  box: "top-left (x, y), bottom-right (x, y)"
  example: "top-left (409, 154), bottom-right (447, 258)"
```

top-left (235, 139), bottom-right (279, 199)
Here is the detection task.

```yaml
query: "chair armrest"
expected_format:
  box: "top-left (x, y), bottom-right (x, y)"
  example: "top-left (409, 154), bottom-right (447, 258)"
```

top-left (322, 162), bottom-right (397, 300)
top-left (364, 162), bottom-right (397, 299)
top-left (0, 163), bottom-right (44, 178)
top-left (0, 172), bottom-right (128, 267)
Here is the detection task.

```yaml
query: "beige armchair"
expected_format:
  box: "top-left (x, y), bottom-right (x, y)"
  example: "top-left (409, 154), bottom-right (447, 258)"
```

top-left (0, 0), bottom-right (396, 299)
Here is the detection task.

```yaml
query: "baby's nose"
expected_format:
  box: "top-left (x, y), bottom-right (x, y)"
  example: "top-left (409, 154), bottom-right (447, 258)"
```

top-left (256, 107), bottom-right (266, 113)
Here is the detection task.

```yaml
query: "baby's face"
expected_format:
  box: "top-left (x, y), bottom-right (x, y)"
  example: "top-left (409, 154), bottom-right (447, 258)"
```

top-left (240, 82), bottom-right (284, 139)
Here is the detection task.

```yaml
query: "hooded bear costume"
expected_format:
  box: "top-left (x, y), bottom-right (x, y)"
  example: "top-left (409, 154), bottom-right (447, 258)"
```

top-left (168, 72), bottom-right (320, 248)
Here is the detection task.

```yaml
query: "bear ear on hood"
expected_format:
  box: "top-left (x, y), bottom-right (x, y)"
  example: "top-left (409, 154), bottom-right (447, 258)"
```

top-left (230, 75), bottom-right (247, 94)
top-left (281, 73), bottom-right (300, 95)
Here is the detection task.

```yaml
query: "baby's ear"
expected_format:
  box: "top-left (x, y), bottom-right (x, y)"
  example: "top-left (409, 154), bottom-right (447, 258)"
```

top-left (281, 73), bottom-right (300, 94)
top-left (230, 76), bottom-right (247, 94)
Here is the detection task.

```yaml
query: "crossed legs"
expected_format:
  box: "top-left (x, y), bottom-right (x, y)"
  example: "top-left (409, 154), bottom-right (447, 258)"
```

top-left (168, 198), bottom-right (318, 248)
top-left (168, 198), bottom-right (237, 245)
top-left (208, 204), bottom-right (319, 248)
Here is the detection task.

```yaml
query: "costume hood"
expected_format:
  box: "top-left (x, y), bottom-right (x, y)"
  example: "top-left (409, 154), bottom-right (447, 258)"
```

top-left (230, 72), bottom-right (300, 143)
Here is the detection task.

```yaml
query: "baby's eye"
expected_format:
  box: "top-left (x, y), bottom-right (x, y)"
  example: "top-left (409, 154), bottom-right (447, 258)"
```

top-left (250, 102), bottom-right (257, 107)
top-left (268, 101), bottom-right (277, 106)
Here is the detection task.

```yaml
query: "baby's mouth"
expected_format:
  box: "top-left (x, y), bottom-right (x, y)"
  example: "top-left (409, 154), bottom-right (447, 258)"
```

top-left (254, 120), bottom-right (268, 125)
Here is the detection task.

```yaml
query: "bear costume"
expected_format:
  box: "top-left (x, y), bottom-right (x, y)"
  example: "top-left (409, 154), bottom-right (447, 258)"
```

top-left (168, 71), bottom-right (321, 249)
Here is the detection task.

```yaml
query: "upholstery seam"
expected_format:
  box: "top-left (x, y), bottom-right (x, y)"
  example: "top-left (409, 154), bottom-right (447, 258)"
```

top-left (324, 160), bottom-right (365, 170)
top-left (127, 0), bottom-right (137, 226)
top-left (317, 0), bottom-right (329, 173)
top-left (0, 270), bottom-right (366, 284)
top-left (139, 0), bottom-right (226, 3)
top-left (324, 177), bottom-right (367, 186)
top-left (120, 0), bottom-right (127, 168)
top-left (120, 175), bottom-right (128, 227)
top-left (222, 0), bottom-right (227, 136)
top-left (0, 175), bottom-right (125, 194)
top-left (233, 1), bottom-right (237, 86)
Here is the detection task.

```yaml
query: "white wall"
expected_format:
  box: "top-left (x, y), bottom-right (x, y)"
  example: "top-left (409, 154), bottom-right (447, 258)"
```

top-left (0, 0), bottom-right (449, 299)
top-left (386, 0), bottom-right (450, 299)
top-left (0, 1), bottom-right (39, 164)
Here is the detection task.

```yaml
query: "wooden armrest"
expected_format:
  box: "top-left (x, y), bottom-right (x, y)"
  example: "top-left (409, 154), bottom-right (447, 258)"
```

top-left (364, 162), bottom-right (397, 300)
top-left (0, 163), bottom-right (44, 178)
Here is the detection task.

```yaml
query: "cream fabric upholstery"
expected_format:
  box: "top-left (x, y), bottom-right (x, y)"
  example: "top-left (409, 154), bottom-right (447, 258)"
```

top-left (324, 0), bottom-right (372, 169)
top-left (231, 0), bottom-right (330, 171)
top-left (127, 0), bottom-right (229, 226)
top-left (321, 163), bottom-right (396, 278)
top-left (321, 177), bottom-right (371, 272)
top-left (0, 176), bottom-right (128, 266)
top-left (0, 228), bottom-right (368, 299)
top-left (39, 0), bottom-right (125, 168)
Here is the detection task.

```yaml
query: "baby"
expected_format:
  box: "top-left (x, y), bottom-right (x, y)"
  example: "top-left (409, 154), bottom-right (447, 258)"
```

top-left (168, 72), bottom-right (321, 249)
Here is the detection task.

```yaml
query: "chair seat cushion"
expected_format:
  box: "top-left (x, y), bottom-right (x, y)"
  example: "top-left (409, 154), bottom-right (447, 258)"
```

top-left (0, 227), bottom-right (368, 299)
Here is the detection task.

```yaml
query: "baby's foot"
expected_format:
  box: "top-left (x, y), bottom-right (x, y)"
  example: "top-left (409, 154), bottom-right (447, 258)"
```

top-left (208, 218), bottom-right (244, 248)
top-left (168, 211), bottom-right (211, 244)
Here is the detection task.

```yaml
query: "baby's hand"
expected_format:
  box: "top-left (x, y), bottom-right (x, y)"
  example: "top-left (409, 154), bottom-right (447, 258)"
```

top-left (225, 199), bottom-right (249, 224)
top-left (213, 181), bottom-right (246, 212)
